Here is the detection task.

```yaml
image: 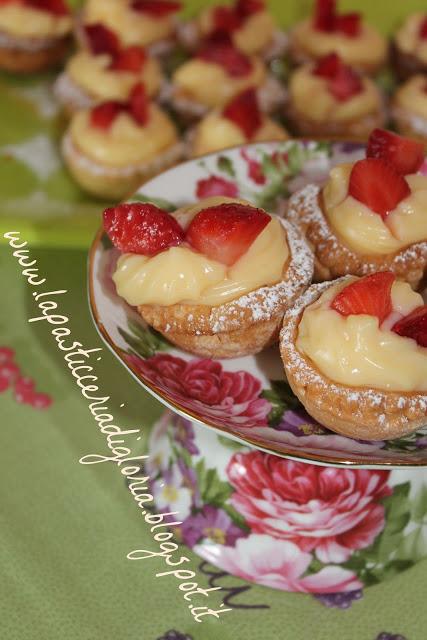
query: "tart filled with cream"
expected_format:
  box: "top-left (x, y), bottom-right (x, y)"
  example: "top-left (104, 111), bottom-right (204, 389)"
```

top-left (104, 197), bottom-right (314, 358)
top-left (178, 0), bottom-right (287, 60)
top-left (392, 13), bottom-right (427, 80)
top-left (62, 83), bottom-right (182, 199)
top-left (281, 271), bottom-right (427, 440)
top-left (287, 128), bottom-right (427, 287)
top-left (189, 87), bottom-right (288, 157)
top-left (78, 0), bottom-right (181, 55)
top-left (287, 53), bottom-right (385, 138)
top-left (55, 24), bottom-right (163, 115)
top-left (0, 0), bottom-right (72, 72)
top-left (392, 75), bottom-right (427, 144)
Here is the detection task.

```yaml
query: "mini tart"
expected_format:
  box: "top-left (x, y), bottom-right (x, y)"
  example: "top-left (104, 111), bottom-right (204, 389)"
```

top-left (287, 179), bottom-right (427, 289)
top-left (280, 278), bottom-right (427, 441)
top-left (54, 50), bottom-right (163, 117)
top-left (286, 62), bottom-right (385, 139)
top-left (392, 75), bottom-right (427, 144)
top-left (118, 201), bottom-right (314, 359)
top-left (62, 104), bottom-right (182, 200)
top-left (391, 13), bottom-right (427, 80)
top-left (289, 16), bottom-right (387, 75)
top-left (0, 1), bottom-right (72, 72)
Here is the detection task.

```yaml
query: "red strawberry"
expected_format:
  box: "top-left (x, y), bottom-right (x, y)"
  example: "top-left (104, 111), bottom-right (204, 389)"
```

top-left (313, 0), bottom-right (336, 32)
top-left (236, 0), bottom-right (264, 18)
top-left (392, 305), bottom-right (427, 347)
top-left (103, 202), bottom-right (184, 255)
top-left (131, 0), bottom-right (181, 16)
top-left (186, 203), bottom-right (270, 266)
top-left (128, 82), bottom-right (149, 125)
top-left (331, 272), bottom-right (395, 324)
top-left (335, 12), bottom-right (361, 37)
top-left (109, 46), bottom-right (146, 72)
top-left (90, 101), bottom-right (123, 129)
top-left (27, 0), bottom-right (70, 14)
top-left (213, 6), bottom-right (242, 32)
top-left (223, 88), bottom-right (262, 139)
top-left (348, 158), bottom-right (411, 220)
top-left (419, 17), bottom-right (427, 39)
top-left (85, 23), bottom-right (120, 56)
top-left (328, 64), bottom-right (363, 101)
top-left (367, 128), bottom-right (425, 176)
top-left (197, 32), bottom-right (252, 77)
top-left (313, 52), bottom-right (341, 77)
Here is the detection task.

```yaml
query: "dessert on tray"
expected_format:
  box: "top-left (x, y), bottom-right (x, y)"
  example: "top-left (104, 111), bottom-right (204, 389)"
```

top-left (104, 197), bottom-right (314, 358)
top-left (392, 13), bottom-right (427, 80)
top-left (287, 128), bottom-right (427, 288)
top-left (0, 0), bottom-right (72, 73)
top-left (289, 0), bottom-right (387, 75)
top-left (392, 75), bottom-right (427, 144)
top-left (280, 271), bottom-right (427, 440)
top-left (286, 53), bottom-right (385, 139)
top-left (188, 87), bottom-right (288, 157)
top-left (77, 0), bottom-right (182, 57)
top-left (178, 0), bottom-right (288, 61)
top-left (54, 24), bottom-right (163, 116)
top-left (62, 83), bottom-right (182, 199)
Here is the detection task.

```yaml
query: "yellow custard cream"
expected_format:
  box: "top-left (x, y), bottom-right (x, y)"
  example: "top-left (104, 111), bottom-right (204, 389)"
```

top-left (323, 163), bottom-right (427, 255)
top-left (113, 215), bottom-right (289, 307)
top-left (84, 0), bottom-right (175, 46)
top-left (0, 4), bottom-right (71, 38)
top-left (173, 58), bottom-right (266, 108)
top-left (198, 8), bottom-right (276, 55)
top-left (394, 75), bottom-right (427, 119)
top-left (292, 19), bottom-right (386, 69)
top-left (289, 65), bottom-right (380, 122)
top-left (70, 107), bottom-right (178, 167)
top-left (297, 280), bottom-right (427, 392)
top-left (395, 13), bottom-right (427, 64)
top-left (192, 112), bottom-right (288, 157)
top-left (67, 52), bottom-right (162, 101)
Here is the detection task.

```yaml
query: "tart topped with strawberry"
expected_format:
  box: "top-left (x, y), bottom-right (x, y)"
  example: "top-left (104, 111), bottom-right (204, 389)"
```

top-left (55, 23), bottom-right (163, 115)
top-left (392, 13), bottom-right (427, 80)
top-left (287, 53), bottom-right (385, 138)
top-left (290, 0), bottom-right (387, 75)
top-left (287, 128), bottom-right (427, 288)
top-left (0, 0), bottom-right (72, 72)
top-left (281, 272), bottom-right (427, 441)
top-left (189, 87), bottom-right (289, 158)
top-left (79, 0), bottom-right (181, 54)
top-left (392, 75), bottom-right (427, 143)
top-left (62, 83), bottom-right (182, 199)
top-left (104, 196), bottom-right (313, 358)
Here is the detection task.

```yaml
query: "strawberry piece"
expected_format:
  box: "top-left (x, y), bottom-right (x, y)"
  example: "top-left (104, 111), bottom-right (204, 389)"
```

top-left (90, 101), bottom-right (123, 129)
top-left (335, 12), bottom-right (361, 37)
top-left (103, 202), bottom-right (184, 255)
top-left (213, 6), bottom-right (242, 32)
top-left (26, 0), bottom-right (70, 15)
top-left (419, 17), bottom-right (427, 39)
top-left (367, 128), bottom-right (425, 176)
top-left (331, 272), bottom-right (395, 324)
top-left (186, 203), bottom-right (270, 266)
top-left (327, 64), bottom-right (363, 101)
top-left (85, 23), bottom-right (120, 56)
top-left (110, 46), bottom-right (146, 72)
top-left (392, 305), bottom-right (427, 347)
top-left (128, 82), bottom-right (149, 125)
top-left (131, 0), bottom-right (181, 17)
top-left (313, 0), bottom-right (336, 32)
top-left (313, 52), bottom-right (341, 77)
top-left (348, 158), bottom-right (411, 220)
top-left (223, 88), bottom-right (262, 139)
top-left (197, 32), bottom-right (252, 77)
top-left (236, 0), bottom-right (264, 18)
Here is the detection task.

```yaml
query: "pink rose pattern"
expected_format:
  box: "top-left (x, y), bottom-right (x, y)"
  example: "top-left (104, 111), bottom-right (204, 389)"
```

top-left (227, 451), bottom-right (391, 563)
top-left (128, 353), bottom-right (270, 427)
top-left (195, 175), bottom-right (239, 199)
top-left (0, 346), bottom-right (52, 410)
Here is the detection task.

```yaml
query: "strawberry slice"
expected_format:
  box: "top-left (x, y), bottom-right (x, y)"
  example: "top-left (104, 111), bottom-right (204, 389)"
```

top-left (335, 12), bottom-right (361, 37)
top-left (327, 64), bottom-right (363, 101)
top-left (131, 0), bottom-right (181, 16)
top-left (367, 128), bottom-right (425, 176)
top-left (313, 0), bottom-right (336, 32)
top-left (392, 306), bottom-right (427, 347)
top-left (213, 6), bottom-right (242, 32)
top-left (222, 88), bottom-right (262, 139)
top-left (348, 158), bottom-right (411, 220)
top-left (109, 46), bottom-right (146, 72)
top-left (186, 203), bottom-right (270, 266)
top-left (313, 52), bottom-right (341, 77)
top-left (236, 0), bottom-right (264, 18)
top-left (103, 203), bottom-right (184, 255)
top-left (331, 272), bottom-right (395, 324)
top-left (128, 82), bottom-right (149, 125)
top-left (85, 23), bottom-right (120, 56)
top-left (90, 101), bottom-right (123, 129)
top-left (197, 32), bottom-right (253, 77)
top-left (27, 0), bottom-right (70, 15)
top-left (419, 17), bottom-right (427, 39)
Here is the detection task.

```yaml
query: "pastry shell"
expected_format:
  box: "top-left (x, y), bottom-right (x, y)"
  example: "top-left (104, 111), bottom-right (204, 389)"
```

top-left (0, 30), bottom-right (70, 73)
top-left (391, 103), bottom-right (427, 145)
top-left (280, 279), bottom-right (427, 441)
top-left (390, 40), bottom-right (427, 81)
top-left (136, 219), bottom-right (314, 359)
top-left (286, 184), bottom-right (427, 289)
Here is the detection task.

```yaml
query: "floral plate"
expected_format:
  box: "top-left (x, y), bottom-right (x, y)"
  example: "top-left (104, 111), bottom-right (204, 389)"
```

top-left (88, 140), bottom-right (427, 468)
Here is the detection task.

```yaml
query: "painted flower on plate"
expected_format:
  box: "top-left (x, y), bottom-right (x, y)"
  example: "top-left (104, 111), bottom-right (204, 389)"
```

top-left (151, 463), bottom-right (193, 520)
top-left (195, 175), bottom-right (239, 198)
top-left (179, 504), bottom-right (245, 548)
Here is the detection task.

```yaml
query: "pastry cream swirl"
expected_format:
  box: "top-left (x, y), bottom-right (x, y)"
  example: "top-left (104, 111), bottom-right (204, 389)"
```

top-left (394, 75), bottom-right (427, 120)
top-left (0, 4), bottom-right (71, 38)
top-left (395, 13), bottom-right (427, 65)
top-left (297, 280), bottom-right (427, 392)
top-left (198, 8), bottom-right (276, 55)
top-left (113, 216), bottom-right (289, 307)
